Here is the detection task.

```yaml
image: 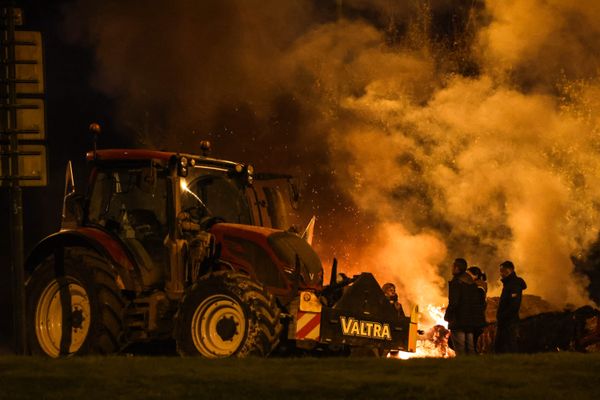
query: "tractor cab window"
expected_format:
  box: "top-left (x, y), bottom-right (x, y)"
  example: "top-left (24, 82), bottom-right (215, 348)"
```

top-left (87, 165), bottom-right (168, 286)
top-left (89, 167), bottom-right (168, 231)
top-left (180, 170), bottom-right (252, 225)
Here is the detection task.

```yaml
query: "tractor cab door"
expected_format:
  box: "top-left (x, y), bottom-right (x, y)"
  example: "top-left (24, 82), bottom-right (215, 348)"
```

top-left (247, 173), bottom-right (302, 232)
top-left (87, 162), bottom-right (170, 288)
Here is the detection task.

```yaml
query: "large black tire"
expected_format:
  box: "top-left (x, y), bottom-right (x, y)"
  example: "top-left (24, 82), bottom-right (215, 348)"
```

top-left (175, 272), bottom-right (282, 358)
top-left (26, 248), bottom-right (126, 357)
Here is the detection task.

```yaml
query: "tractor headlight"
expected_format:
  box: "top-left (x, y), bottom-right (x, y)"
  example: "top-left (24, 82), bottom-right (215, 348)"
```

top-left (180, 157), bottom-right (188, 167)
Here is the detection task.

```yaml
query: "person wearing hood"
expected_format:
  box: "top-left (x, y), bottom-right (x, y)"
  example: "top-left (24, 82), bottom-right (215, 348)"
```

top-left (495, 260), bottom-right (527, 353)
top-left (444, 258), bottom-right (481, 355)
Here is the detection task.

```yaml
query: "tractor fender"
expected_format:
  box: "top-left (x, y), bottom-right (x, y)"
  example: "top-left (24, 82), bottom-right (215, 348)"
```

top-left (25, 227), bottom-right (139, 291)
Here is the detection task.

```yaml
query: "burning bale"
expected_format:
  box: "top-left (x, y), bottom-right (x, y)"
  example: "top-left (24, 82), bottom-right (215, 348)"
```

top-left (388, 305), bottom-right (456, 359)
top-left (415, 325), bottom-right (455, 358)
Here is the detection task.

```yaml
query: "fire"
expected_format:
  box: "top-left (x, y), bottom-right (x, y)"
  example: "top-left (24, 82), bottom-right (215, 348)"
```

top-left (425, 304), bottom-right (448, 329)
top-left (389, 304), bottom-right (456, 360)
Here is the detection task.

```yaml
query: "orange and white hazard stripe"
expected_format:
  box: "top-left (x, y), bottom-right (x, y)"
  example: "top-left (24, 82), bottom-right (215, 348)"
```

top-left (295, 311), bottom-right (321, 341)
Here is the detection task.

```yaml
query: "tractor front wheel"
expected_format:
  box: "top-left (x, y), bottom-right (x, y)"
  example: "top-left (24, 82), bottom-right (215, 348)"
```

top-left (175, 272), bottom-right (282, 358)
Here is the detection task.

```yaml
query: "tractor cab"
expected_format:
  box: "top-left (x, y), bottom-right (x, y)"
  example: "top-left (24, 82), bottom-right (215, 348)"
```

top-left (61, 148), bottom-right (320, 300)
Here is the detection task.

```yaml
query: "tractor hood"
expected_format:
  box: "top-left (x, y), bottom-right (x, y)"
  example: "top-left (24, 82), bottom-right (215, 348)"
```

top-left (209, 223), bottom-right (324, 290)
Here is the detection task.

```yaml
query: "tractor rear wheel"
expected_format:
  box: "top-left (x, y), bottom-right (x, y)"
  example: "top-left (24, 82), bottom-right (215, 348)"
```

top-left (175, 272), bottom-right (282, 358)
top-left (26, 248), bottom-right (126, 357)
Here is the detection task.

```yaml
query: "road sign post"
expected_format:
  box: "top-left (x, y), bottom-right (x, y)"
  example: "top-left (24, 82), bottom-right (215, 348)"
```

top-left (1, 3), bottom-right (46, 354)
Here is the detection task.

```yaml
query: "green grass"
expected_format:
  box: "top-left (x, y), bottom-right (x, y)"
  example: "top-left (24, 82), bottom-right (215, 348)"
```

top-left (0, 354), bottom-right (599, 399)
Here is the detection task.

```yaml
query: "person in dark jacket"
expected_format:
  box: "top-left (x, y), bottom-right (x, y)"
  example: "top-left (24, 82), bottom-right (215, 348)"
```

top-left (495, 260), bottom-right (527, 353)
top-left (444, 258), bottom-right (482, 355)
top-left (466, 266), bottom-right (488, 352)
top-left (382, 282), bottom-right (405, 317)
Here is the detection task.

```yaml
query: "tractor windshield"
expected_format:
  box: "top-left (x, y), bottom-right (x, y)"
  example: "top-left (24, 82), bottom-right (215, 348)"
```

top-left (180, 168), bottom-right (252, 225)
top-left (268, 231), bottom-right (323, 286)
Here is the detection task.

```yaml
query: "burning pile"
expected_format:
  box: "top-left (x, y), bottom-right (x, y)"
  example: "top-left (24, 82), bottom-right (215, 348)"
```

top-left (411, 304), bottom-right (455, 358)
top-left (413, 325), bottom-right (455, 359)
top-left (390, 305), bottom-right (456, 359)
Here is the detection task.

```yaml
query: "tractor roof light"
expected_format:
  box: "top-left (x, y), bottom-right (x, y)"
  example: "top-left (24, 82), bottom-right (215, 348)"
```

top-left (232, 163), bottom-right (253, 185)
top-left (177, 155), bottom-right (189, 177)
top-left (246, 164), bottom-right (254, 185)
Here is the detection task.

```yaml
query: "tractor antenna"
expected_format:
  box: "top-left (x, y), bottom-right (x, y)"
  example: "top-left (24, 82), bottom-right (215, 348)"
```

top-left (89, 122), bottom-right (101, 159)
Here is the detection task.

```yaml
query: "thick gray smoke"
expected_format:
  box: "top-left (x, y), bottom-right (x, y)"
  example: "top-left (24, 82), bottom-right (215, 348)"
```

top-left (65, 0), bottom-right (600, 308)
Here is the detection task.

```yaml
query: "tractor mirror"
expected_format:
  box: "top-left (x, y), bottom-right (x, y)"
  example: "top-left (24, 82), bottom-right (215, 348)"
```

top-left (61, 192), bottom-right (84, 229)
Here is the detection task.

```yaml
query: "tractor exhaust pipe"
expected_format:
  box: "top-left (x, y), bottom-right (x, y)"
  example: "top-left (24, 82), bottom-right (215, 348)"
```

top-left (329, 258), bottom-right (337, 287)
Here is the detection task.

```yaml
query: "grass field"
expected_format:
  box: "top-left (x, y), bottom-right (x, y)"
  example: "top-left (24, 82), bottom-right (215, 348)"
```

top-left (0, 353), bottom-right (599, 400)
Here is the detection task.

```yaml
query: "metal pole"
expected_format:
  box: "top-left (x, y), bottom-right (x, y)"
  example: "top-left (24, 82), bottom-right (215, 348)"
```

top-left (6, 3), bottom-right (26, 355)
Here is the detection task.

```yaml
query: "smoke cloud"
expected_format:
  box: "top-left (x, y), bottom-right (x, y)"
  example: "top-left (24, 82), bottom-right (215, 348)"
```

top-left (65, 0), bottom-right (600, 308)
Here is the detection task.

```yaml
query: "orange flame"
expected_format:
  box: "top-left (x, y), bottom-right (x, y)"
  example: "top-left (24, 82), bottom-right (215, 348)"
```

top-left (389, 304), bottom-right (455, 359)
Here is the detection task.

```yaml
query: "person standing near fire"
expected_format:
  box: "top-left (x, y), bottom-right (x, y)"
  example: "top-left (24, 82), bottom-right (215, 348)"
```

top-left (444, 258), bottom-right (481, 355)
top-left (495, 260), bottom-right (527, 353)
top-left (466, 266), bottom-right (488, 353)
top-left (382, 282), bottom-right (405, 317)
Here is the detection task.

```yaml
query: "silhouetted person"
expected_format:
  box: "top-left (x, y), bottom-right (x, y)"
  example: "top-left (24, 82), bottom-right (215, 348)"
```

top-left (495, 260), bottom-right (527, 353)
top-left (467, 266), bottom-right (488, 353)
top-left (444, 258), bottom-right (481, 355)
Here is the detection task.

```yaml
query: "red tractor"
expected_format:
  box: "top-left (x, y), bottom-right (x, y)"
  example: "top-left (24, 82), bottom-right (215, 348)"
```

top-left (24, 143), bottom-right (418, 357)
